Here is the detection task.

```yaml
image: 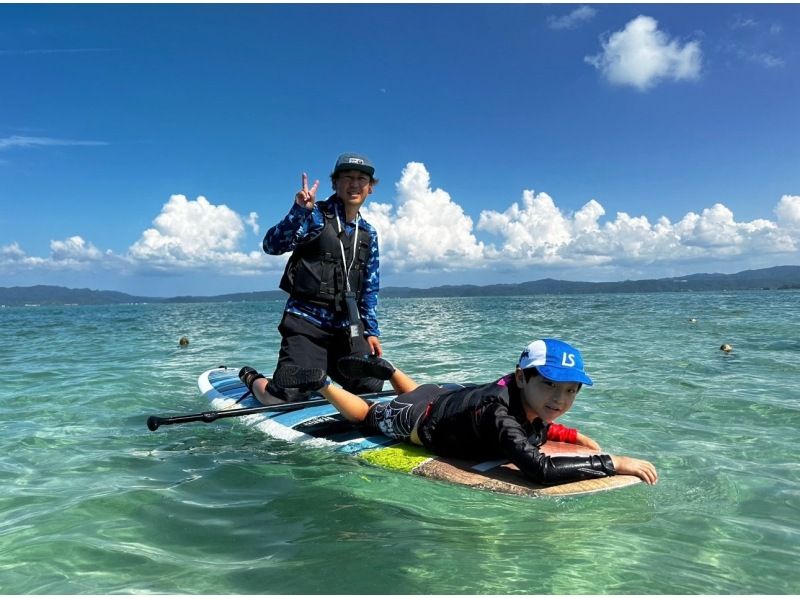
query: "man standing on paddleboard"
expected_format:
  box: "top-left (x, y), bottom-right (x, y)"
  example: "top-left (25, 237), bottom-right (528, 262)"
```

top-left (240, 152), bottom-right (388, 404)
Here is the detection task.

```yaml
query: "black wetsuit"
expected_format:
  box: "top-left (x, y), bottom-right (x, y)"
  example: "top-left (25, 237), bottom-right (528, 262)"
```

top-left (363, 376), bottom-right (615, 485)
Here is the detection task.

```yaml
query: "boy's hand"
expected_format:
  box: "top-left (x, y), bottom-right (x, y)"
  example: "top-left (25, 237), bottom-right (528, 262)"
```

top-left (611, 455), bottom-right (659, 485)
top-left (295, 172), bottom-right (319, 209)
top-left (575, 432), bottom-right (601, 451)
top-left (367, 335), bottom-right (383, 357)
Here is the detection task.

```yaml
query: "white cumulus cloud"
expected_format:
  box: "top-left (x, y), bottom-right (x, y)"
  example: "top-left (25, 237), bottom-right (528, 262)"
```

top-left (1, 166), bottom-right (798, 285)
top-left (127, 194), bottom-right (271, 273)
top-left (0, 242), bottom-right (45, 267)
top-left (130, 195), bottom-right (241, 257)
top-left (478, 191), bottom-right (577, 261)
top-left (245, 211), bottom-right (260, 235)
top-left (1, 196), bottom-right (280, 278)
top-left (128, 195), bottom-right (265, 270)
top-left (50, 236), bottom-right (104, 262)
top-left (361, 162), bottom-right (485, 272)
top-left (360, 163), bottom-right (798, 277)
top-left (585, 15), bottom-right (702, 90)
top-left (0, 237), bottom-right (106, 271)
top-left (476, 194), bottom-right (796, 268)
top-left (775, 195), bottom-right (800, 229)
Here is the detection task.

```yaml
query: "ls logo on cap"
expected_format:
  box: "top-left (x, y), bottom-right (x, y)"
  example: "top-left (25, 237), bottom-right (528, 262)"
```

top-left (348, 158), bottom-right (365, 165)
top-left (561, 352), bottom-right (576, 367)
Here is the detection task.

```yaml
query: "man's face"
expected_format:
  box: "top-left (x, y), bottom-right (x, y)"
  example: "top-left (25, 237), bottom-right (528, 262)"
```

top-left (334, 170), bottom-right (373, 212)
top-left (516, 370), bottom-right (580, 423)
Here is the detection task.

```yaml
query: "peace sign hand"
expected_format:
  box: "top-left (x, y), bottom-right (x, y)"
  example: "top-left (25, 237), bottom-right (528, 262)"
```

top-left (295, 173), bottom-right (319, 210)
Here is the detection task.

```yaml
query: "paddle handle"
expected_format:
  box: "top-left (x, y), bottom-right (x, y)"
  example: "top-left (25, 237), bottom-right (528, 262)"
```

top-left (147, 411), bottom-right (222, 431)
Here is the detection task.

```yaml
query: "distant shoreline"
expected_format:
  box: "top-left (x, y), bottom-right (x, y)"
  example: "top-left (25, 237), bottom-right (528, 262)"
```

top-left (2, 265), bottom-right (799, 307)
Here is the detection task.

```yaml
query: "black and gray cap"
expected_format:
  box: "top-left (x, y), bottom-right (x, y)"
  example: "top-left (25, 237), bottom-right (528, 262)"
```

top-left (333, 152), bottom-right (375, 177)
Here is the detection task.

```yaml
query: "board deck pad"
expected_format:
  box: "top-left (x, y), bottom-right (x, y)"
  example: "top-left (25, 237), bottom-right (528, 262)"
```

top-left (198, 367), bottom-right (640, 497)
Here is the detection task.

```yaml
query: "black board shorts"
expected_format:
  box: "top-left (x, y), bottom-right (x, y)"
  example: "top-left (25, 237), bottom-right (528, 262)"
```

top-left (363, 384), bottom-right (447, 442)
top-left (273, 312), bottom-right (384, 401)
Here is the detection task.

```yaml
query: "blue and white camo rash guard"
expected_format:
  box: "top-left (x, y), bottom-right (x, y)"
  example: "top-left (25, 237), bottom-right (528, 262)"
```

top-left (263, 197), bottom-right (381, 338)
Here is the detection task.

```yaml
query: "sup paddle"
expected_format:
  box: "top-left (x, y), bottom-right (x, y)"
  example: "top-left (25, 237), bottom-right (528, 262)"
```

top-left (146, 390), bottom-right (396, 431)
top-left (146, 398), bottom-right (330, 431)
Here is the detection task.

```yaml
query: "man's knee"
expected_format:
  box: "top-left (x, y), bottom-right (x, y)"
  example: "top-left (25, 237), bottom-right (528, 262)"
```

top-left (267, 382), bottom-right (311, 403)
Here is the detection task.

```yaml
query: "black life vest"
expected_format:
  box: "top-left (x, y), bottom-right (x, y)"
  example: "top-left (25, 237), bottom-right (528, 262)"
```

top-left (278, 201), bottom-right (371, 312)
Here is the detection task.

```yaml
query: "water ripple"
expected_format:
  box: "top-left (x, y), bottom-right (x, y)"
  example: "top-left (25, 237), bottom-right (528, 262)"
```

top-left (2, 292), bottom-right (800, 593)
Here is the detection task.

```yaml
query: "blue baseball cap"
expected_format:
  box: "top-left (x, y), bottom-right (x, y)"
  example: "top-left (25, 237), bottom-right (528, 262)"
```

top-left (517, 338), bottom-right (593, 386)
top-left (333, 152), bottom-right (375, 177)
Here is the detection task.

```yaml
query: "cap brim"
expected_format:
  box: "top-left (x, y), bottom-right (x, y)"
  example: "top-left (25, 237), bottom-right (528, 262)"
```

top-left (334, 164), bottom-right (374, 177)
top-left (538, 366), bottom-right (593, 386)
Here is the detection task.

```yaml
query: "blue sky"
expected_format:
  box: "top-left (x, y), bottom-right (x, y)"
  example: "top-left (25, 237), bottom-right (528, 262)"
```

top-left (1, 3), bottom-right (799, 297)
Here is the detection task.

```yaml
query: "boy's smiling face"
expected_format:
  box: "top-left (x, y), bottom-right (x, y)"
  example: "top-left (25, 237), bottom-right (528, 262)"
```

top-left (334, 170), bottom-right (373, 213)
top-left (515, 368), bottom-right (581, 423)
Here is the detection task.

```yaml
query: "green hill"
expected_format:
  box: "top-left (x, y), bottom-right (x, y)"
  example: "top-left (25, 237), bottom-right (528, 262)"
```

top-left (1, 266), bottom-right (799, 306)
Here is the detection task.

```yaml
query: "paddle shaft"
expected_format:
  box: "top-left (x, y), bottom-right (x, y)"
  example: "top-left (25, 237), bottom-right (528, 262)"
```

top-left (146, 390), bottom-right (396, 431)
top-left (146, 398), bottom-right (329, 431)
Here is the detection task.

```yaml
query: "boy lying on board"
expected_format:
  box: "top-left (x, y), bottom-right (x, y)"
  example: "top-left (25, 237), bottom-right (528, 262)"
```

top-left (241, 338), bottom-right (658, 485)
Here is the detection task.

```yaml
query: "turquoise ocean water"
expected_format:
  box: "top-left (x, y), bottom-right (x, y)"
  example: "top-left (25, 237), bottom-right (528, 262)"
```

top-left (1, 291), bottom-right (799, 594)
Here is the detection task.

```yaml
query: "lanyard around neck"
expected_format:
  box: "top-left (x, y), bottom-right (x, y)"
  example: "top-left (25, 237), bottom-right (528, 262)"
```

top-left (334, 203), bottom-right (359, 292)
